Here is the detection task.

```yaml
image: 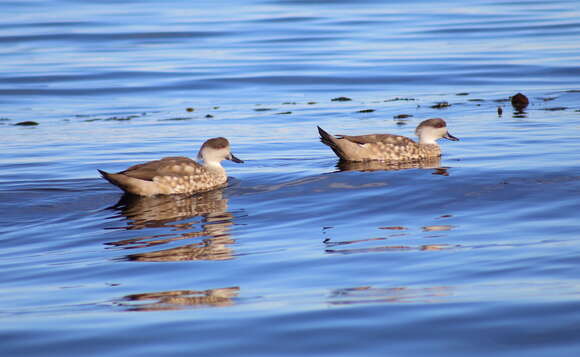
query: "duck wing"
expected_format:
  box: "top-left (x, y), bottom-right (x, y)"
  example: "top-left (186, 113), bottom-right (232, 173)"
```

top-left (338, 134), bottom-right (416, 147)
top-left (120, 157), bottom-right (201, 181)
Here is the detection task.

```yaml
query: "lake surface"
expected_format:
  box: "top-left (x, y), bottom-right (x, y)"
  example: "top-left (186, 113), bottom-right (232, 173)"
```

top-left (2, 0), bottom-right (580, 355)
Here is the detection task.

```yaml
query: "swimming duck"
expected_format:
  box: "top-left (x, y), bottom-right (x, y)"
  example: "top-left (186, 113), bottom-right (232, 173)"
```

top-left (99, 137), bottom-right (243, 196)
top-left (318, 118), bottom-right (458, 162)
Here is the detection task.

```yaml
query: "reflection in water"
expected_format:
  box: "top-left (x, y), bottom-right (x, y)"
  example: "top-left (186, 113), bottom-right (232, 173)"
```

top-left (432, 167), bottom-right (449, 176)
top-left (127, 234), bottom-right (234, 262)
top-left (117, 287), bottom-right (240, 311)
top-left (110, 190), bottom-right (228, 229)
top-left (422, 225), bottom-right (454, 232)
top-left (512, 107), bottom-right (528, 118)
top-left (336, 157), bottom-right (444, 173)
top-left (328, 286), bottom-right (453, 305)
top-left (325, 243), bottom-right (456, 254)
top-left (324, 221), bottom-right (459, 254)
top-left (105, 190), bottom-right (237, 262)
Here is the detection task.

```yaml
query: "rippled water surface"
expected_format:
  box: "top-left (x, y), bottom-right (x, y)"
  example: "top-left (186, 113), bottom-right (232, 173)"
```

top-left (2, 0), bottom-right (580, 356)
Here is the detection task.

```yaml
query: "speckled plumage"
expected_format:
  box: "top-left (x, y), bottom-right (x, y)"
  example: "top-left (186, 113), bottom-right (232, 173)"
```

top-left (99, 137), bottom-right (243, 196)
top-left (318, 118), bottom-right (458, 162)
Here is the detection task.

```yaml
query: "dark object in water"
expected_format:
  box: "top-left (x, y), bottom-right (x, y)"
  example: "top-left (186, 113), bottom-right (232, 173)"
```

top-left (497, 106), bottom-right (503, 116)
top-left (331, 96), bottom-right (352, 102)
top-left (384, 97), bottom-right (415, 102)
top-left (15, 121), bottom-right (39, 126)
top-left (511, 93), bottom-right (529, 111)
top-left (431, 102), bottom-right (451, 109)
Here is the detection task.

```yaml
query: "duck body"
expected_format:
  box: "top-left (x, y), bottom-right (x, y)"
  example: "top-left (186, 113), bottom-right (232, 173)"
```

top-left (99, 137), bottom-right (243, 197)
top-left (99, 156), bottom-right (227, 196)
top-left (319, 132), bottom-right (440, 162)
top-left (318, 118), bottom-right (458, 162)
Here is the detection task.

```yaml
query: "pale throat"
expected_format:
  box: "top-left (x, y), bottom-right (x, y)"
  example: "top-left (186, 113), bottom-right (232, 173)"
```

top-left (202, 160), bottom-right (224, 169)
top-left (418, 136), bottom-right (439, 145)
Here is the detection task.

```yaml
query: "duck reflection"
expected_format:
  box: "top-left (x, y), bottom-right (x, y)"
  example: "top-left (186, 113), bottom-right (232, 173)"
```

top-left (117, 286), bottom-right (240, 311)
top-left (324, 242), bottom-right (455, 254)
top-left (328, 285), bottom-right (452, 305)
top-left (111, 189), bottom-right (228, 229)
top-left (106, 190), bottom-right (237, 262)
top-left (323, 222), bottom-right (459, 254)
top-left (336, 157), bottom-right (449, 175)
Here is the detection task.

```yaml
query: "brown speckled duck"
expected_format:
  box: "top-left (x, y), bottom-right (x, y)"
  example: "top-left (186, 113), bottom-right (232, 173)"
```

top-left (98, 137), bottom-right (243, 196)
top-left (318, 118), bottom-right (459, 162)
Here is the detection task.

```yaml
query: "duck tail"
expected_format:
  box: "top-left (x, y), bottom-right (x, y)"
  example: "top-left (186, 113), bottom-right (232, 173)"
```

top-left (317, 126), bottom-right (347, 160)
top-left (97, 169), bottom-right (136, 193)
top-left (98, 169), bottom-right (120, 185)
top-left (98, 169), bottom-right (160, 196)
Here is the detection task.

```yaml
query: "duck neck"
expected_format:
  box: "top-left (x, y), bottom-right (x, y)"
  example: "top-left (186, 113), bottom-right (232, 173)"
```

top-left (418, 137), bottom-right (439, 145)
top-left (202, 160), bottom-right (226, 176)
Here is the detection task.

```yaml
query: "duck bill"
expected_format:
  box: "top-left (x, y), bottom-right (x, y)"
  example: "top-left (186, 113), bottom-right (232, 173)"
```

top-left (228, 153), bottom-right (244, 163)
top-left (443, 132), bottom-right (459, 141)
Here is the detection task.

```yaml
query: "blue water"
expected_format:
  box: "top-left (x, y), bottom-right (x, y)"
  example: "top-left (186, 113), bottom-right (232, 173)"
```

top-left (2, 0), bottom-right (580, 355)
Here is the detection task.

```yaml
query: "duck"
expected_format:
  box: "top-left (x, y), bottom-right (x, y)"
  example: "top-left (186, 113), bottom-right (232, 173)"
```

top-left (98, 137), bottom-right (243, 196)
top-left (317, 118), bottom-right (458, 162)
